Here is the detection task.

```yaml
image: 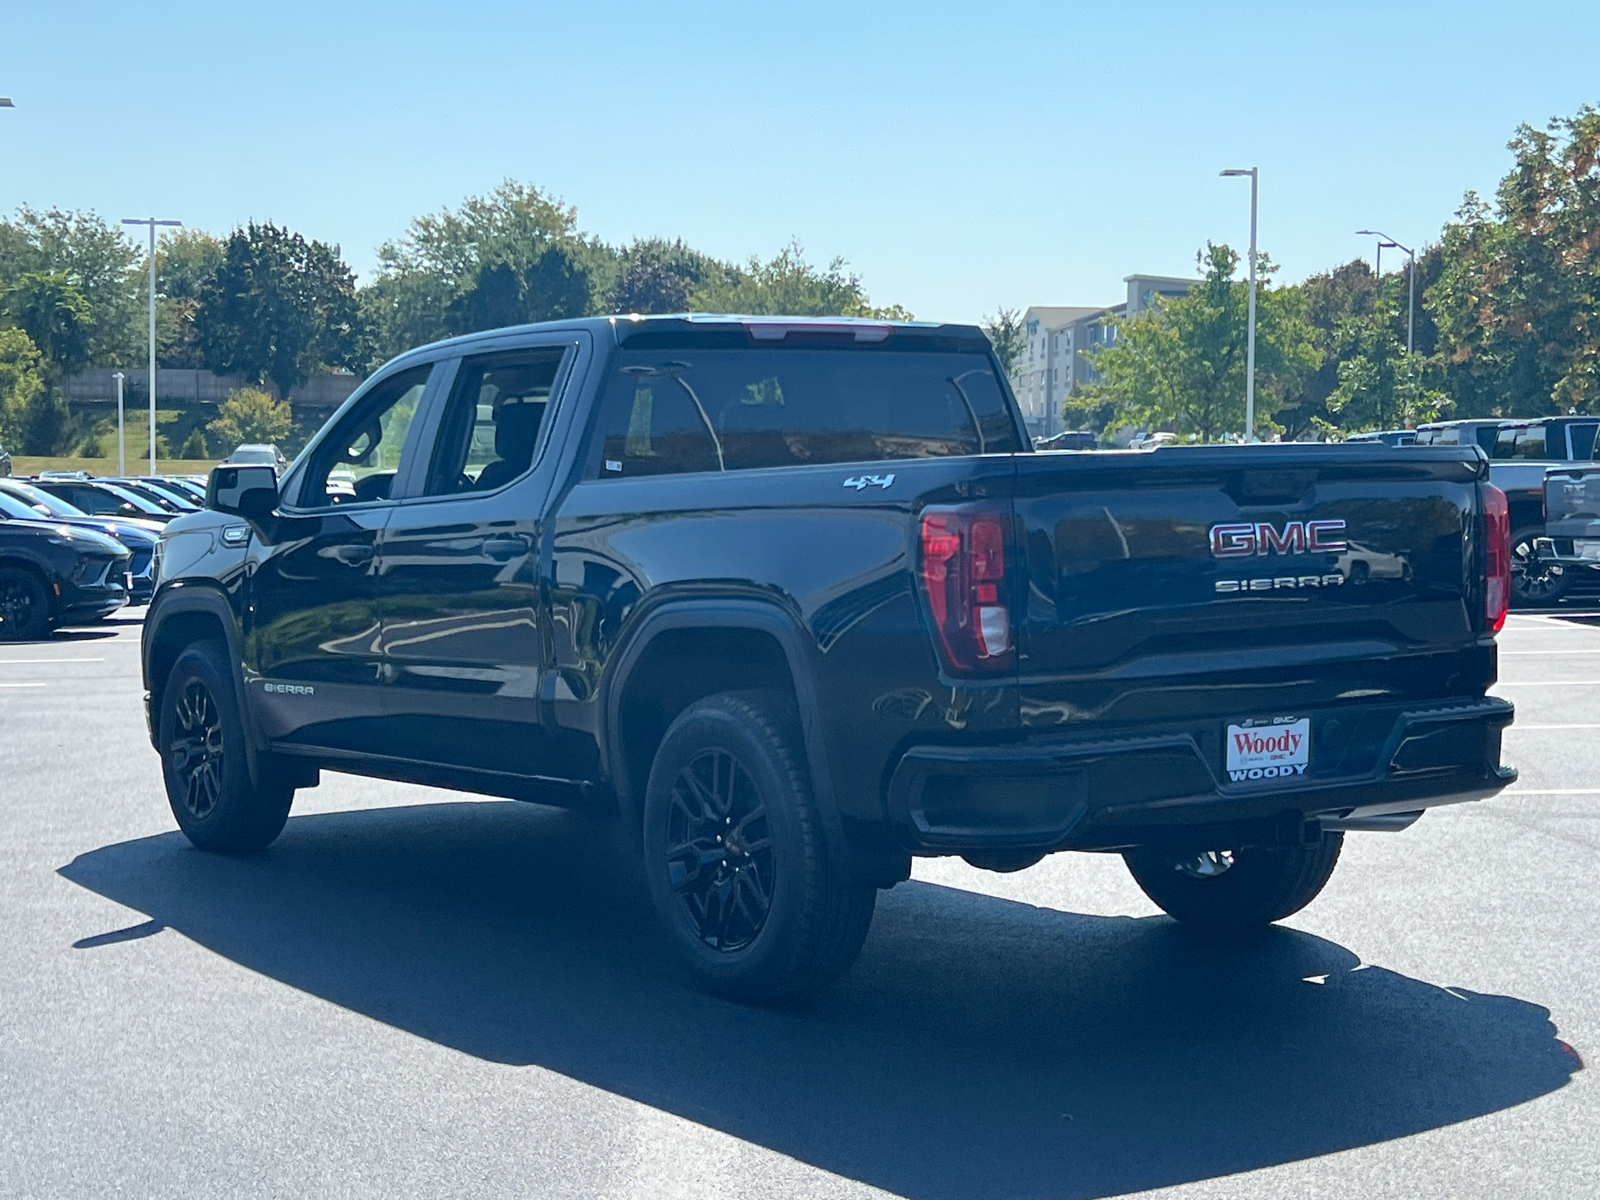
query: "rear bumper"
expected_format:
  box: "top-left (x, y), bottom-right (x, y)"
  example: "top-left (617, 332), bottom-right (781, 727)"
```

top-left (886, 695), bottom-right (1515, 854)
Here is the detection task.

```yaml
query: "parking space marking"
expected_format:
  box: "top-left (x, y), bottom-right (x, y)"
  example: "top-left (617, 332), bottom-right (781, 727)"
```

top-left (0, 658), bottom-right (105, 665)
top-left (1506, 723), bottom-right (1600, 730)
top-left (1501, 650), bottom-right (1600, 655)
top-left (1501, 789), bottom-right (1600, 796)
top-left (0, 682), bottom-right (47, 689)
top-left (1492, 680), bottom-right (1600, 686)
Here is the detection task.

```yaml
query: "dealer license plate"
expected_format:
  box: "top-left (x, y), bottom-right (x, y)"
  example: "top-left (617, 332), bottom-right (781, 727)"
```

top-left (1225, 717), bottom-right (1310, 783)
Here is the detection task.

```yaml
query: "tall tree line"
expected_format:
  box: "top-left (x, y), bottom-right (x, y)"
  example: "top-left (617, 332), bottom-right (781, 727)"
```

top-left (1067, 103), bottom-right (1600, 441)
top-left (0, 179), bottom-right (908, 455)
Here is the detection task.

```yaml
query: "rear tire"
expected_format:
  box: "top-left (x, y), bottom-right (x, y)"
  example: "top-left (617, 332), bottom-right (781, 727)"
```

top-left (0, 567), bottom-right (52, 641)
top-left (1511, 526), bottom-right (1570, 607)
top-left (158, 641), bottom-right (293, 853)
top-left (1123, 833), bottom-right (1343, 936)
top-left (642, 690), bottom-right (876, 1005)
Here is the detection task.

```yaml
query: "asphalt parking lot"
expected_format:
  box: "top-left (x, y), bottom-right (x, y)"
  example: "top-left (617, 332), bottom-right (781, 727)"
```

top-left (1, 609), bottom-right (1595, 1199)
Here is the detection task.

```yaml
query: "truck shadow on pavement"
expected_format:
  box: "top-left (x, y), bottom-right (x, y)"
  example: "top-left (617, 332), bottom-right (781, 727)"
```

top-left (61, 800), bottom-right (1580, 1200)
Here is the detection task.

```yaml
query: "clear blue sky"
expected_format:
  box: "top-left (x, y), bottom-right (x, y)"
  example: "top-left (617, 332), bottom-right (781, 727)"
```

top-left (3, 1), bottom-right (1597, 324)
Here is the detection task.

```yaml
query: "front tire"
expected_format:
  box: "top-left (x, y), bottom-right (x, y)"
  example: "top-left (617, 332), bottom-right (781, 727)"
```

top-left (642, 691), bottom-right (876, 1005)
top-left (0, 567), bottom-right (52, 641)
top-left (158, 642), bottom-right (293, 853)
top-left (1123, 833), bottom-right (1343, 936)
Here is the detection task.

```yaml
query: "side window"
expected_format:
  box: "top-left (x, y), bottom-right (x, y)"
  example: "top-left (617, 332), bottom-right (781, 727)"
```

top-left (1476, 427), bottom-right (1499, 454)
top-left (423, 347), bottom-right (570, 495)
top-left (598, 366), bottom-right (723, 478)
top-left (1571, 423), bottom-right (1599, 461)
top-left (592, 347), bottom-right (1023, 479)
top-left (295, 365), bottom-right (432, 508)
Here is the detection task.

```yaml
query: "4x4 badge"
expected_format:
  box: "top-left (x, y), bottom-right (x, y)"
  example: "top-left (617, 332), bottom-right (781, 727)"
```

top-left (843, 474), bottom-right (895, 490)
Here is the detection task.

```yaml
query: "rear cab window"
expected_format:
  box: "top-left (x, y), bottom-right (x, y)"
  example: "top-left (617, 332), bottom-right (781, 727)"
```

top-left (590, 334), bottom-right (1024, 479)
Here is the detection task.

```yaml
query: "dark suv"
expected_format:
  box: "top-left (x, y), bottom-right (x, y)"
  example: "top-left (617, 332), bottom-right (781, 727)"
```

top-left (143, 315), bottom-right (1517, 1003)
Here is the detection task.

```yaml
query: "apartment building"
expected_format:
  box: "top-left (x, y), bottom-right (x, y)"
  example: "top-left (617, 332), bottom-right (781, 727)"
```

top-left (1011, 274), bottom-right (1196, 437)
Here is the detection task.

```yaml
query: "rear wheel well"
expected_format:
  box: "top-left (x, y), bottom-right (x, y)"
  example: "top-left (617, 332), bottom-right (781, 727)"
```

top-left (614, 626), bottom-right (799, 822)
top-left (148, 610), bottom-right (230, 717)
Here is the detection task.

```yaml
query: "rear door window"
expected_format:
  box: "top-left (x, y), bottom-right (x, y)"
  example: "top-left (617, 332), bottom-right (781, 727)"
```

top-left (422, 346), bottom-right (572, 495)
top-left (1569, 423), bottom-right (1598, 460)
top-left (593, 345), bottom-right (1023, 478)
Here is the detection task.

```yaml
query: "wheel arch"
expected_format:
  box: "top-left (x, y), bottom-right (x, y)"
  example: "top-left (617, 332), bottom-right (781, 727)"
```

top-left (142, 584), bottom-right (266, 785)
top-left (601, 598), bottom-right (850, 870)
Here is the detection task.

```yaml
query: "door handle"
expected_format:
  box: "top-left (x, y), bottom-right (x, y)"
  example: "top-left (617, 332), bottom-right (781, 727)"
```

top-left (331, 543), bottom-right (375, 566)
top-left (482, 536), bottom-right (528, 561)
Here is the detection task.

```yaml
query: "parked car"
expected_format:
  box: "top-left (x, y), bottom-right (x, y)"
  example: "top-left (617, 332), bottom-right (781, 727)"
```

top-left (1035, 430), bottom-right (1100, 451)
top-left (29, 479), bottom-right (178, 523)
top-left (1129, 431), bottom-right (1178, 449)
top-left (1345, 430), bottom-right (1417, 446)
top-left (135, 476), bottom-right (208, 504)
top-left (0, 514), bottom-right (131, 639)
top-left (145, 313), bottom-right (1516, 1005)
top-left (1473, 417), bottom-right (1600, 604)
top-left (0, 486), bottom-right (158, 603)
top-left (225, 443), bottom-right (287, 471)
top-left (107, 478), bottom-right (202, 513)
top-left (1525, 465), bottom-right (1600, 604)
top-left (1413, 419), bottom-right (1507, 454)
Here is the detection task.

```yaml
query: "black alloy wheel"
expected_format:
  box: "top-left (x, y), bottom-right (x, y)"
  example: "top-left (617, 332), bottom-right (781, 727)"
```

top-left (0, 567), bottom-right (51, 641)
top-left (664, 748), bottom-right (775, 952)
top-left (169, 679), bottom-right (225, 821)
top-left (158, 641), bottom-right (294, 853)
top-left (642, 691), bottom-right (877, 1004)
top-left (1511, 528), bottom-right (1570, 606)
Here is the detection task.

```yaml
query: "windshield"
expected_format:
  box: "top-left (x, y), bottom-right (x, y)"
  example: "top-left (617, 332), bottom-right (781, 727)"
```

top-left (231, 447), bottom-right (278, 465)
top-left (95, 483), bottom-right (167, 514)
top-left (1, 482), bottom-right (83, 516)
top-left (0, 491), bottom-right (49, 520)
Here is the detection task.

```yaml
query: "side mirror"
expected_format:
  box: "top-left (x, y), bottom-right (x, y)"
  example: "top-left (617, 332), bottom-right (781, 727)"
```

top-left (207, 464), bottom-right (279, 526)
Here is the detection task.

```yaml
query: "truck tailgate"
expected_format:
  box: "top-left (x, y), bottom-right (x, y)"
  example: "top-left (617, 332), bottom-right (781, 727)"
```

top-left (1011, 445), bottom-right (1491, 733)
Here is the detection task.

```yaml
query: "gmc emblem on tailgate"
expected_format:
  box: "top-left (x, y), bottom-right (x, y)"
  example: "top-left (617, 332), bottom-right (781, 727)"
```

top-left (1210, 519), bottom-right (1347, 558)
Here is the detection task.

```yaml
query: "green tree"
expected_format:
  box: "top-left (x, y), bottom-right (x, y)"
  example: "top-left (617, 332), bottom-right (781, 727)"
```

top-left (1326, 288), bottom-right (1450, 431)
top-left (365, 180), bottom-right (584, 360)
top-left (981, 307), bottom-right (1026, 377)
top-left (1073, 243), bottom-right (1319, 442)
top-left (612, 238), bottom-right (726, 314)
top-left (208, 386), bottom-right (292, 450)
top-left (156, 228), bottom-right (226, 369)
top-left (179, 427), bottom-right (210, 459)
top-left (1428, 105), bottom-right (1600, 416)
top-left (20, 388), bottom-right (74, 455)
top-left (691, 240), bottom-right (911, 319)
top-left (3, 271), bottom-right (94, 378)
top-left (0, 207), bottom-right (142, 368)
top-left (443, 243), bottom-right (594, 336)
top-left (196, 223), bottom-right (364, 401)
top-left (0, 326), bottom-right (44, 449)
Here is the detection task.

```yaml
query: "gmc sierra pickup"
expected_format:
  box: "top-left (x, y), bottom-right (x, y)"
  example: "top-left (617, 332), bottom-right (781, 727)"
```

top-left (143, 314), bottom-right (1518, 1003)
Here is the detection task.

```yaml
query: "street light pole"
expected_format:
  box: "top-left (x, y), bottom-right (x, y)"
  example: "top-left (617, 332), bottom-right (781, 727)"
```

top-left (113, 371), bottom-right (126, 475)
top-left (121, 217), bottom-right (182, 474)
top-left (1356, 229), bottom-right (1416, 354)
top-left (1221, 168), bottom-right (1259, 440)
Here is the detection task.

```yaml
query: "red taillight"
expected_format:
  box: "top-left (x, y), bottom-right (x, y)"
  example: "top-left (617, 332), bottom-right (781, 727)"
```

top-left (1483, 483), bottom-right (1510, 634)
top-left (919, 506), bottom-right (1013, 672)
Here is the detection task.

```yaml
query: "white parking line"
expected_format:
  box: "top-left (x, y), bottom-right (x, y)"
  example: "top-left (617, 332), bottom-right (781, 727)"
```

top-left (0, 682), bottom-right (46, 689)
top-left (1493, 681), bottom-right (1600, 686)
top-left (1501, 650), bottom-right (1600, 656)
top-left (1501, 789), bottom-right (1600, 796)
top-left (0, 658), bottom-right (105, 665)
top-left (1506, 724), bottom-right (1600, 730)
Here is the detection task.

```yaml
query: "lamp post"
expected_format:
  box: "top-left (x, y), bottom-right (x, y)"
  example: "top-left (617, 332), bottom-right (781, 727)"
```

top-left (1221, 167), bottom-right (1259, 441)
top-left (121, 217), bottom-right (182, 473)
top-left (1357, 229), bottom-right (1415, 354)
top-left (113, 371), bottom-right (126, 474)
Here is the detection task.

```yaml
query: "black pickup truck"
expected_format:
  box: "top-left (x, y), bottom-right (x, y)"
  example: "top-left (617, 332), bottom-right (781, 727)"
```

top-left (143, 315), bottom-right (1517, 1003)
